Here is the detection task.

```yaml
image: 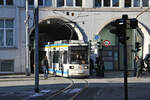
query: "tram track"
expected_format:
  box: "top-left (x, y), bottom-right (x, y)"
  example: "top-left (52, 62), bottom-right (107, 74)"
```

top-left (45, 78), bottom-right (89, 100)
top-left (69, 79), bottom-right (89, 100)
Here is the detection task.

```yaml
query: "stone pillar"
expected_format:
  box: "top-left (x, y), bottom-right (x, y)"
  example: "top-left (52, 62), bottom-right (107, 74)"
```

top-left (120, 0), bottom-right (125, 8)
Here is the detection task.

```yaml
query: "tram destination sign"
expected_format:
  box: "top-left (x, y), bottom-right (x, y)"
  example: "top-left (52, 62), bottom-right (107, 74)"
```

top-left (70, 46), bottom-right (88, 51)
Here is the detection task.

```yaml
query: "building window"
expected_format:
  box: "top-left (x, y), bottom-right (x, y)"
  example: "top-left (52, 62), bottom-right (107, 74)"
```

top-left (29, 0), bottom-right (50, 6)
top-left (0, 0), bottom-right (4, 5)
top-left (6, 0), bottom-right (13, 5)
top-left (142, 0), bottom-right (149, 7)
top-left (0, 19), bottom-right (14, 47)
top-left (76, 0), bottom-right (82, 6)
top-left (57, 0), bottom-right (64, 7)
top-left (39, 0), bottom-right (43, 5)
top-left (0, 60), bottom-right (14, 72)
top-left (66, 0), bottom-right (73, 6)
top-left (112, 0), bottom-right (119, 7)
top-left (95, 0), bottom-right (101, 7)
top-left (134, 0), bottom-right (140, 7)
top-left (28, 0), bottom-right (34, 5)
top-left (125, 0), bottom-right (131, 7)
top-left (104, 0), bottom-right (110, 7)
top-left (0, 0), bottom-right (13, 6)
top-left (45, 0), bottom-right (52, 6)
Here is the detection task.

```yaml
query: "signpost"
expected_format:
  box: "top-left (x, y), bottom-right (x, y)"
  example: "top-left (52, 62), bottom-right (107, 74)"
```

top-left (94, 35), bottom-right (100, 41)
top-left (34, 0), bottom-right (39, 93)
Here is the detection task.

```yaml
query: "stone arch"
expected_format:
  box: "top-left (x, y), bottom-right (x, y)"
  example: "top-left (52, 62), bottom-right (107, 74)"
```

top-left (29, 16), bottom-right (86, 41)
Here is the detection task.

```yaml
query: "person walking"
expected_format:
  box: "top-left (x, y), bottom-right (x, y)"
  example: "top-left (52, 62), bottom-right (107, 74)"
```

top-left (135, 56), bottom-right (143, 77)
top-left (90, 59), bottom-right (94, 76)
top-left (41, 56), bottom-right (49, 79)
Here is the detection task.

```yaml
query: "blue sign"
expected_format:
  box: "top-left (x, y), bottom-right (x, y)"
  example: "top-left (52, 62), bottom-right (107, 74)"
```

top-left (94, 35), bottom-right (100, 40)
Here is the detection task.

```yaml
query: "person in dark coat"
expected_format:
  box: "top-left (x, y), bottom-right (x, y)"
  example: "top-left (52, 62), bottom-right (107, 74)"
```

top-left (90, 59), bottom-right (94, 76)
top-left (41, 56), bottom-right (49, 79)
top-left (135, 56), bottom-right (143, 77)
top-left (96, 57), bottom-right (104, 77)
top-left (99, 58), bottom-right (104, 77)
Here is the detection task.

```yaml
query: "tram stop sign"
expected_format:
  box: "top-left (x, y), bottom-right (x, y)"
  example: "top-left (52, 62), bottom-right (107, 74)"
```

top-left (103, 40), bottom-right (110, 47)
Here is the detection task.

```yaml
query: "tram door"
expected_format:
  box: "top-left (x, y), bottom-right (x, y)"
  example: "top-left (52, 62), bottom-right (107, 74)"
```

top-left (59, 51), bottom-right (64, 76)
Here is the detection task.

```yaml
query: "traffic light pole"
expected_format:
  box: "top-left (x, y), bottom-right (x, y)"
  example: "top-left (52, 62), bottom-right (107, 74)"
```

top-left (34, 0), bottom-right (39, 93)
top-left (123, 31), bottom-right (128, 100)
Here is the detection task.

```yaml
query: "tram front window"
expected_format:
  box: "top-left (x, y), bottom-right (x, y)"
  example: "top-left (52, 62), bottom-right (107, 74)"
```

top-left (70, 52), bottom-right (88, 64)
top-left (69, 46), bottom-right (88, 64)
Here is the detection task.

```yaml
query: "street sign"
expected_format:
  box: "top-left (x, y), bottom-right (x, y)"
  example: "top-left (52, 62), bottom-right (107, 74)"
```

top-left (103, 40), bottom-right (110, 47)
top-left (94, 35), bottom-right (100, 41)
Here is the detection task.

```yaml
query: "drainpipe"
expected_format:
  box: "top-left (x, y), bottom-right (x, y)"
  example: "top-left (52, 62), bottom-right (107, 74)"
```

top-left (25, 0), bottom-right (30, 76)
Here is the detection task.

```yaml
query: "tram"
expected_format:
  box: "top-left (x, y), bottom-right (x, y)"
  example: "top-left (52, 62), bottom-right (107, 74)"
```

top-left (44, 40), bottom-right (90, 78)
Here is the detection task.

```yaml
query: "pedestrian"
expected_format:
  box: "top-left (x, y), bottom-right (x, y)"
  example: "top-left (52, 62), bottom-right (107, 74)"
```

top-left (96, 57), bottom-right (101, 76)
top-left (99, 58), bottom-right (104, 77)
top-left (41, 56), bottom-right (49, 79)
top-left (135, 56), bottom-right (143, 77)
top-left (90, 59), bottom-right (94, 76)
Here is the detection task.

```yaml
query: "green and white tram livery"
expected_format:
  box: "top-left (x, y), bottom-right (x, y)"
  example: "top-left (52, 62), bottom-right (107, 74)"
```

top-left (44, 40), bottom-right (90, 78)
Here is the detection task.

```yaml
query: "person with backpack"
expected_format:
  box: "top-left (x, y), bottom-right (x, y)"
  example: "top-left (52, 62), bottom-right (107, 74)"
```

top-left (41, 56), bottom-right (49, 79)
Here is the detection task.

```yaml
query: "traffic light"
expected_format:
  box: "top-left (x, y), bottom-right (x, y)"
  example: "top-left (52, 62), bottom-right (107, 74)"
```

top-left (126, 18), bottom-right (138, 29)
top-left (135, 42), bottom-right (141, 52)
top-left (110, 19), bottom-right (126, 44)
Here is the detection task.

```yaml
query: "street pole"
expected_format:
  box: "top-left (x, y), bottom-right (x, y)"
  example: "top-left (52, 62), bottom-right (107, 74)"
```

top-left (25, 0), bottom-right (30, 76)
top-left (124, 27), bottom-right (128, 100)
top-left (34, 0), bottom-right (39, 93)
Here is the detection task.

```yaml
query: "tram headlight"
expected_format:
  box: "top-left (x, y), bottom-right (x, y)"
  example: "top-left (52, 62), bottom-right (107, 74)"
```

top-left (70, 66), bottom-right (74, 69)
top-left (84, 66), bottom-right (88, 69)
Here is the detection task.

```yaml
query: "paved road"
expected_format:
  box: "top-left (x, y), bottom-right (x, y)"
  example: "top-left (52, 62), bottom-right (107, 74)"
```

top-left (0, 72), bottom-right (150, 100)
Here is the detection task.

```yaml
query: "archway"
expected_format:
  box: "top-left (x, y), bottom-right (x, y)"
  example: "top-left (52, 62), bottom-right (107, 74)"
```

top-left (29, 18), bottom-right (84, 73)
top-left (96, 21), bottom-right (146, 71)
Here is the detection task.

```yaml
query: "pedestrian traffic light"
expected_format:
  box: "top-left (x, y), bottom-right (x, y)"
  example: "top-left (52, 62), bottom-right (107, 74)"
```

top-left (135, 42), bottom-right (141, 52)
